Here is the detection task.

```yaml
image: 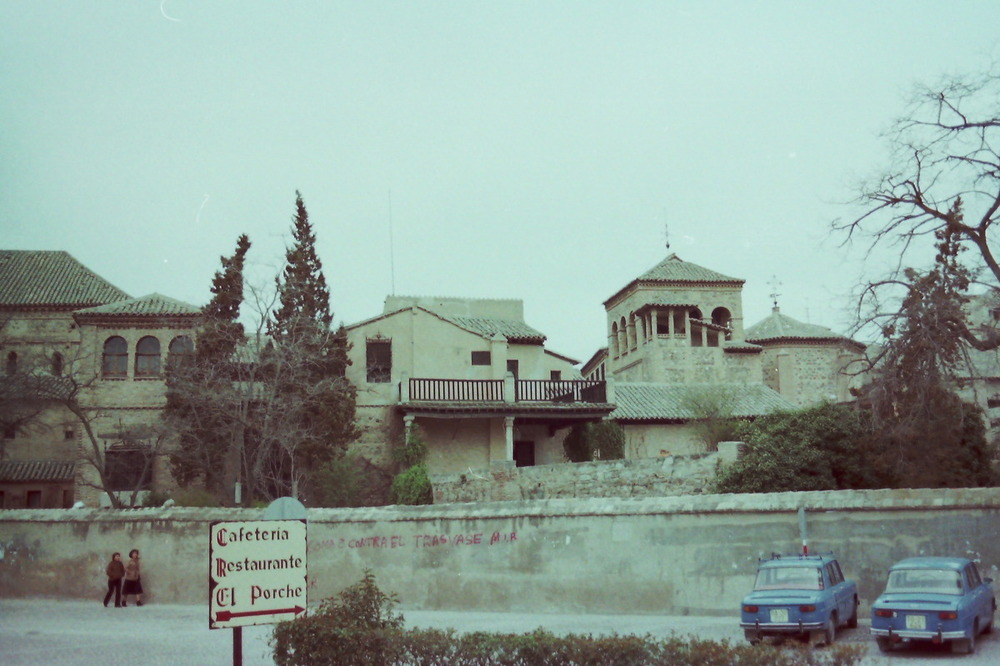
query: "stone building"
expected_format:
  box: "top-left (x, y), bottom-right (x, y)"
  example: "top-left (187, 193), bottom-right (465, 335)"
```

top-left (582, 253), bottom-right (796, 456)
top-left (344, 295), bottom-right (614, 474)
top-left (0, 251), bottom-right (198, 507)
top-left (744, 306), bottom-right (867, 407)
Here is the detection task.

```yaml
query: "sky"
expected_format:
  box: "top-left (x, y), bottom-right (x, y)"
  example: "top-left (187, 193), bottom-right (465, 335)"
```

top-left (3, 1), bottom-right (1000, 363)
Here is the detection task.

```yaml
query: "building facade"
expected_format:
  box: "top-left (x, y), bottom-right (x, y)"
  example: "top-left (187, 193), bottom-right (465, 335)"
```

top-left (0, 251), bottom-right (198, 507)
top-left (345, 296), bottom-right (614, 475)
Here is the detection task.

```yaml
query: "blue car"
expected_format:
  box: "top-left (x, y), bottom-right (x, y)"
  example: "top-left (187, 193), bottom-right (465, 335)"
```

top-left (871, 556), bottom-right (996, 655)
top-left (740, 553), bottom-right (858, 646)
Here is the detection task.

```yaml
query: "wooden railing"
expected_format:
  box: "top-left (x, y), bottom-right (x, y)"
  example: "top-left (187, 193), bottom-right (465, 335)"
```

top-left (406, 378), bottom-right (606, 403)
top-left (515, 380), bottom-right (606, 403)
top-left (408, 378), bottom-right (503, 402)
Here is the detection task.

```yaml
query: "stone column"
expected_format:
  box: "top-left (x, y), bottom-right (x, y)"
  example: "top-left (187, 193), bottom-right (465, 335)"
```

top-left (403, 414), bottom-right (415, 442)
top-left (504, 416), bottom-right (515, 461)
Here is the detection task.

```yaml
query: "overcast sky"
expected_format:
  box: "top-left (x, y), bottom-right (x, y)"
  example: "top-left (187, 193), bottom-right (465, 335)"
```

top-left (3, 1), bottom-right (999, 362)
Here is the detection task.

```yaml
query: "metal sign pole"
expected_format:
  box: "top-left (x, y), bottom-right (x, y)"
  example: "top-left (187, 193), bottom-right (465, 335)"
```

top-left (233, 626), bottom-right (243, 666)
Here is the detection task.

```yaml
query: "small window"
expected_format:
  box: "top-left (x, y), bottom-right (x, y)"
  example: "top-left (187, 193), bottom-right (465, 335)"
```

top-left (3, 423), bottom-right (16, 439)
top-left (52, 352), bottom-right (64, 376)
top-left (471, 351), bottom-right (491, 366)
top-left (64, 426), bottom-right (75, 440)
top-left (135, 336), bottom-right (161, 377)
top-left (102, 337), bottom-right (128, 377)
top-left (26, 490), bottom-right (42, 508)
top-left (105, 446), bottom-right (153, 491)
top-left (5, 351), bottom-right (17, 374)
top-left (550, 370), bottom-right (561, 381)
top-left (366, 339), bottom-right (392, 383)
top-left (167, 336), bottom-right (194, 370)
top-left (506, 359), bottom-right (519, 379)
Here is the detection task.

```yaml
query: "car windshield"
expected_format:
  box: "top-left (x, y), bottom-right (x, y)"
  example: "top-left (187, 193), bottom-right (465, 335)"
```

top-left (753, 565), bottom-right (823, 591)
top-left (885, 568), bottom-right (964, 595)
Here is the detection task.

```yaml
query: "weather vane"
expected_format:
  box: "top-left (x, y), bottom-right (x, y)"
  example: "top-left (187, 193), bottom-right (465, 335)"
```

top-left (768, 275), bottom-right (782, 309)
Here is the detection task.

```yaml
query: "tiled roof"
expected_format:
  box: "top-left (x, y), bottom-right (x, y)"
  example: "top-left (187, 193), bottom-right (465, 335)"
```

top-left (745, 308), bottom-right (861, 348)
top-left (0, 460), bottom-right (76, 482)
top-left (0, 374), bottom-right (75, 401)
top-left (74, 293), bottom-right (201, 318)
top-left (0, 250), bottom-right (130, 308)
top-left (610, 382), bottom-right (794, 422)
top-left (439, 315), bottom-right (546, 344)
top-left (636, 254), bottom-right (743, 284)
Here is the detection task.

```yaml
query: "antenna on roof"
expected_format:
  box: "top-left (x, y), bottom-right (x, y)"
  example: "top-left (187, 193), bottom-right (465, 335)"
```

top-left (388, 189), bottom-right (396, 296)
top-left (768, 275), bottom-right (782, 309)
top-left (663, 209), bottom-right (670, 250)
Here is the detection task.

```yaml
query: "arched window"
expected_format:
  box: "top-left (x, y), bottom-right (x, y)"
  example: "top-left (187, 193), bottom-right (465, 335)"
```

top-left (135, 336), bottom-right (161, 377)
top-left (619, 317), bottom-right (628, 354)
top-left (611, 321), bottom-right (620, 357)
top-left (5, 351), bottom-right (17, 375)
top-left (102, 337), bottom-right (128, 377)
top-left (52, 352), bottom-right (64, 376)
top-left (168, 336), bottom-right (194, 370)
top-left (712, 307), bottom-right (733, 340)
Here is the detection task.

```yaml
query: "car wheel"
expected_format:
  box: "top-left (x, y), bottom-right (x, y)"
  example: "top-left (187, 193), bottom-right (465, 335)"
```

top-left (875, 636), bottom-right (893, 653)
top-left (951, 623), bottom-right (977, 655)
top-left (846, 597), bottom-right (858, 629)
top-left (823, 616), bottom-right (836, 646)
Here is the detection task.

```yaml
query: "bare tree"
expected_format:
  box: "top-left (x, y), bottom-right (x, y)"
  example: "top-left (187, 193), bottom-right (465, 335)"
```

top-left (836, 69), bottom-right (1000, 354)
top-left (0, 347), bottom-right (165, 508)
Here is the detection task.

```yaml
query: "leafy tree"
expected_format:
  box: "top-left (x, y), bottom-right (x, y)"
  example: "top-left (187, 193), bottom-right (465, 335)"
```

top-left (262, 192), bottom-right (357, 500)
top-left (713, 403), bottom-right (877, 494)
top-left (164, 235), bottom-right (251, 504)
top-left (562, 421), bottom-right (626, 462)
top-left (837, 69), bottom-right (1000, 354)
top-left (854, 227), bottom-right (995, 487)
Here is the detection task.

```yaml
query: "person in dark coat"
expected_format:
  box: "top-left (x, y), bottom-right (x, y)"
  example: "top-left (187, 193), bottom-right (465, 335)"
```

top-left (102, 552), bottom-right (125, 607)
top-left (121, 549), bottom-right (144, 607)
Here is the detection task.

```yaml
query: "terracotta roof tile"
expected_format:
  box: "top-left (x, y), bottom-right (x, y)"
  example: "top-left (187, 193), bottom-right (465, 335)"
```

top-left (637, 254), bottom-right (742, 284)
top-left (610, 382), bottom-right (794, 421)
top-left (74, 293), bottom-right (200, 318)
top-left (0, 460), bottom-right (76, 482)
top-left (0, 250), bottom-right (130, 308)
top-left (745, 308), bottom-right (861, 348)
top-left (442, 315), bottom-right (546, 344)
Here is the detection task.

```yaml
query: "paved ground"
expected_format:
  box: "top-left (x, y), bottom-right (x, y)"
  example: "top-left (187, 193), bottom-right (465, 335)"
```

top-left (2, 598), bottom-right (999, 664)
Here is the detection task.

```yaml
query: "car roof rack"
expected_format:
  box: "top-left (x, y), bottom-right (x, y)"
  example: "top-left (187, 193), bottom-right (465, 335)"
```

top-left (760, 551), bottom-right (834, 562)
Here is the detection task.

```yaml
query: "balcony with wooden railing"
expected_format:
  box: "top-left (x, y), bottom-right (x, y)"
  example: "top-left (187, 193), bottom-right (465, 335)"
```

top-left (403, 377), bottom-right (607, 404)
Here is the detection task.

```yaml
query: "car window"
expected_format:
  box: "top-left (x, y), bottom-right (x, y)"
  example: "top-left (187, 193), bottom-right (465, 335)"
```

top-left (886, 568), bottom-right (964, 595)
top-left (828, 561), bottom-right (844, 585)
top-left (965, 564), bottom-right (981, 589)
top-left (969, 563), bottom-right (983, 587)
top-left (754, 565), bottom-right (823, 591)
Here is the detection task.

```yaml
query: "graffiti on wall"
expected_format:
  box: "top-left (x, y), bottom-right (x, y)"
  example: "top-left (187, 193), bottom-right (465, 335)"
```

top-left (311, 530), bottom-right (518, 552)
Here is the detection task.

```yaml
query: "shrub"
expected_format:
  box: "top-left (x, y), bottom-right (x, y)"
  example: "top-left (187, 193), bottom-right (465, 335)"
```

top-left (391, 463), bottom-right (433, 505)
top-left (273, 572), bottom-right (866, 666)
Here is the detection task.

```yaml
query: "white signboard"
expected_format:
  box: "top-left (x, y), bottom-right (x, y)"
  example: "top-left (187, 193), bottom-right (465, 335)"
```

top-left (209, 519), bottom-right (308, 629)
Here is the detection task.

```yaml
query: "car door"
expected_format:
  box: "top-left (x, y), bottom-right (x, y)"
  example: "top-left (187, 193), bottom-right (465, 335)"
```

top-left (966, 563), bottom-right (989, 629)
top-left (825, 562), bottom-right (849, 622)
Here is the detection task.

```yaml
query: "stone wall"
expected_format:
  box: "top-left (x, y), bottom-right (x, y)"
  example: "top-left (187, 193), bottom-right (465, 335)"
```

top-left (429, 451), bottom-right (731, 503)
top-left (4, 488), bottom-right (1000, 616)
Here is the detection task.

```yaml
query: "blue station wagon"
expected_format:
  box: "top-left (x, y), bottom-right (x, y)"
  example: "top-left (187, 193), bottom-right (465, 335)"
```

top-left (871, 556), bottom-right (996, 655)
top-left (740, 553), bottom-right (858, 646)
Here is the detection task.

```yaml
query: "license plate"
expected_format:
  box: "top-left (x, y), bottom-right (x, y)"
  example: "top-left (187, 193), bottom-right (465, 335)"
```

top-left (770, 608), bottom-right (789, 623)
top-left (905, 614), bottom-right (926, 630)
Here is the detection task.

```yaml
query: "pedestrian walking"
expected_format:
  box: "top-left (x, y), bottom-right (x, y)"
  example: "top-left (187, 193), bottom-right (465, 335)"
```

top-left (121, 549), bottom-right (144, 607)
top-left (102, 552), bottom-right (125, 607)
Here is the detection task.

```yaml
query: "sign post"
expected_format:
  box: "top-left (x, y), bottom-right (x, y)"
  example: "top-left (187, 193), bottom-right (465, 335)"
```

top-left (209, 517), bottom-right (308, 664)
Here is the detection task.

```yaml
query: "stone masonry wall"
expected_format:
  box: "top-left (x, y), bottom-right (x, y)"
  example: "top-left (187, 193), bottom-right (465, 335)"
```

top-left (3, 489), bottom-right (1000, 616)
top-left (429, 454), bottom-right (726, 503)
